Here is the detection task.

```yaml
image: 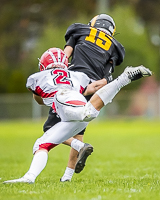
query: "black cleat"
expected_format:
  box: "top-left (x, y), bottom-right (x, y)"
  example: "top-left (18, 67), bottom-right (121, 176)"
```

top-left (75, 143), bottom-right (93, 173)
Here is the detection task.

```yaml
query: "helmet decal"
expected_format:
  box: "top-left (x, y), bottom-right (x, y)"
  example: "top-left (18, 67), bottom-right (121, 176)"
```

top-left (112, 25), bottom-right (116, 36)
top-left (62, 53), bottom-right (67, 64)
top-left (48, 50), bottom-right (59, 63)
top-left (90, 15), bottom-right (98, 26)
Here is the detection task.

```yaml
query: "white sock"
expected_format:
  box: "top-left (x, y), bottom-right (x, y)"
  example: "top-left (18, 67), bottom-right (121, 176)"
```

top-left (71, 139), bottom-right (84, 152)
top-left (116, 71), bottom-right (131, 89)
top-left (24, 151), bottom-right (48, 182)
top-left (61, 167), bottom-right (74, 182)
top-left (96, 72), bottom-right (131, 105)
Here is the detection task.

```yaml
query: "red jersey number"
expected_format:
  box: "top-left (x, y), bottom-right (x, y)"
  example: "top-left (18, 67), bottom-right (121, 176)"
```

top-left (51, 69), bottom-right (73, 86)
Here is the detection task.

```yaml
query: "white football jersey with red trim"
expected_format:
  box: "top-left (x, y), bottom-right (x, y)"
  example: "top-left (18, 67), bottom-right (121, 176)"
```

top-left (26, 68), bottom-right (90, 107)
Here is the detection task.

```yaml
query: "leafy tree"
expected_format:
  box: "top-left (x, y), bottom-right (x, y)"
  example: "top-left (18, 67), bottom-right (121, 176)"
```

top-left (0, 1), bottom-right (159, 93)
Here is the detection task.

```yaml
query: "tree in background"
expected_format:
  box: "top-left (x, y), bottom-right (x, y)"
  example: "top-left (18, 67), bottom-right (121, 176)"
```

top-left (0, 0), bottom-right (96, 93)
top-left (0, 0), bottom-right (159, 93)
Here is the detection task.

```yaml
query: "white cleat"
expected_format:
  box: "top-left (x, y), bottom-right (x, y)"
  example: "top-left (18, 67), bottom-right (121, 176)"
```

top-left (60, 177), bottom-right (71, 182)
top-left (3, 176), bottom-right (34, 184)
top-left (124, 65), bottom-right (152, 81)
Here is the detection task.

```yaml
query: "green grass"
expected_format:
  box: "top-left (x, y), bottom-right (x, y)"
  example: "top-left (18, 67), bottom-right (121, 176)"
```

top-left (1, 119), bottom-right (160, 200)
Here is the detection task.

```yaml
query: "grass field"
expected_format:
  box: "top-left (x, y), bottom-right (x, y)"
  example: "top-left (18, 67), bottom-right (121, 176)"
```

top-left (0, 119), bottom-right (160, 200)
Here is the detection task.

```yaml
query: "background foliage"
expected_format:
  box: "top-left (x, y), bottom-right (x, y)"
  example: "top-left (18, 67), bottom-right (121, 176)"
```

top-left (0, 0), bottom-right (159, 93)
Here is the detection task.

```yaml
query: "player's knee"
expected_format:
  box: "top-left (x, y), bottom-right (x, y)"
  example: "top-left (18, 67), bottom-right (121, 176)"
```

top-left (82, 101), bottom-right (99, 122)
top-left (33, 141), bottom-right (58, 154)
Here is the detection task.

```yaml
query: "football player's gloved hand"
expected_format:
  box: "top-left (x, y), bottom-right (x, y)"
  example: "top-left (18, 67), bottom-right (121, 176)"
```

top-left (105, 74), bottom-right (113, 83)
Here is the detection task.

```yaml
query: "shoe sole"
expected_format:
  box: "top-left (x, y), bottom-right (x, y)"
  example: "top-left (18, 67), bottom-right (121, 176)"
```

top-left (60, 179), bottom-right (71, 182)
top-left (3, 179), bottom-right (34, 184)
top-left (141, 68), bottom-right (152, 77)
top-left (75, 145), bottom-right (93, 174)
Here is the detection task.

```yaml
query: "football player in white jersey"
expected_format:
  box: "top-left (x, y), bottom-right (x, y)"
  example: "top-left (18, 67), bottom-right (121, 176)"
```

top-left (44, 14), bottom-right (124, 182)
top-left (44, 14), bottom-right (125, 182)
top-left (3, 48), bottom-right (152, 184)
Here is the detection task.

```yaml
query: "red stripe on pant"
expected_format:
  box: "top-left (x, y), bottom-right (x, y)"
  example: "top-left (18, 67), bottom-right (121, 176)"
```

top-left (65, 100), bottom-right (86, 106)
top-left (39, 143), bottom-right (58, 152)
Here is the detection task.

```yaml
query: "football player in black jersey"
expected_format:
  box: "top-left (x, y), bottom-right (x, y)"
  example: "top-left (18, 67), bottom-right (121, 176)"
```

top-left (43, 14), bottom-right (125, 182)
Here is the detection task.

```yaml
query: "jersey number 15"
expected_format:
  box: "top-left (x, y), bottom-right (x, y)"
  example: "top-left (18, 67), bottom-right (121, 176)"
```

top-left (85, 27), bottom-right (112, 51)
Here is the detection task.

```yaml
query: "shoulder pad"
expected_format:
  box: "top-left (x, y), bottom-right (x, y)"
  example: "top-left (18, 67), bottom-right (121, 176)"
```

top-left (112, 38), bottom-right (125, 65)
top-left (65, 23), bottom-right (88, 42)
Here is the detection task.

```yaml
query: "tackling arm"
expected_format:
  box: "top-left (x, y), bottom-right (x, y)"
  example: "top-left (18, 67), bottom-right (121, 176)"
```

top-left (64, 35), bottom-right (75, 58)
top-left (83, 78), bottom-right (107, 96)
top-left (33, 94), bottom-right (45, 105)
top-left (64, 46), bottom-right (73, 58)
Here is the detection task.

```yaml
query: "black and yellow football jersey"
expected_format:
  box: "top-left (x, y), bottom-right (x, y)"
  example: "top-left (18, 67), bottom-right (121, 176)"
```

top-left (65, 23), bottom-right (125, 81)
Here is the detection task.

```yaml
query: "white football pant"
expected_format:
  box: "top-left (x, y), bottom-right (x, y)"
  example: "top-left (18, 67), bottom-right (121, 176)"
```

top-left (54, 89), bottom-right (99, 122)
top-left (33, 89), bottom-right (99, 153)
